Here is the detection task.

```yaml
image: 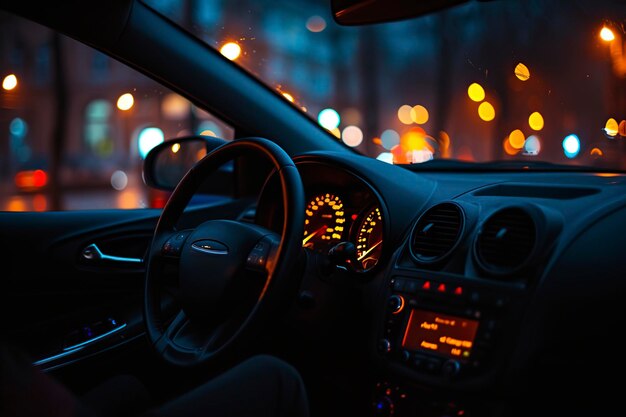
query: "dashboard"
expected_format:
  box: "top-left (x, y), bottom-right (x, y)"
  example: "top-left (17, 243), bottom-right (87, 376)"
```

top-left (258, 151), bottom-right (626, 417)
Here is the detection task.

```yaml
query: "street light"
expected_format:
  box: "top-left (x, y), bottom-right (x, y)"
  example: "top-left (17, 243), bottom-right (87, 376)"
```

top-left (117, 93), bottom-right (134, 111)
top-left (600, 26), bottom-right (615, 42)
top-left (220, 42), bottom-right (241, 61)
top-left (2, 74), bottom-right (18, 91)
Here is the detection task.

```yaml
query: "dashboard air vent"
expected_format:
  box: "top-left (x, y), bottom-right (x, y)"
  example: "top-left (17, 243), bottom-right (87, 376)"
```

top-left (475, 207), bottom-right (536, 274)
top-left (409, 203), bottom-right (464, 264)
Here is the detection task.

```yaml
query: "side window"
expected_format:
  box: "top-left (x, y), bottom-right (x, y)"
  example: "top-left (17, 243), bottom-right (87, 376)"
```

top-left (0, 12), bottom-right (233, 211)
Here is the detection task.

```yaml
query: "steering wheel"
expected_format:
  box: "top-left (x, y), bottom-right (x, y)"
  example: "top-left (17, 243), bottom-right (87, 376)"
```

top-left (143, 137), bottom-right (304, 368)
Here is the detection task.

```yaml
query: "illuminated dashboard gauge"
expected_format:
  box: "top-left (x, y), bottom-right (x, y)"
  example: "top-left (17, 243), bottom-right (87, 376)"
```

top-left (355, 206), bottom-right (383, 270)
top-left (302, 194), bottom-right (346, 250)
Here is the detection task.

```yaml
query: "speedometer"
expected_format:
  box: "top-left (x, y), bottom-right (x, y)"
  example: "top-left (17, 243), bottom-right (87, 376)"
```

top-left (302, 194), bottom-right (346, 250)
top-left (355, 206), bottom-right (383, 270)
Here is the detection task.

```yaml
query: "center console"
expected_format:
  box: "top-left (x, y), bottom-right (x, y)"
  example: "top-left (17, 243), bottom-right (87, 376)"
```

top-left (372, 272), bottom-right (526, 416)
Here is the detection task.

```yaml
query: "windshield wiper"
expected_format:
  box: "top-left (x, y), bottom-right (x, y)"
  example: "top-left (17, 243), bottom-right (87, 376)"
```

top-left (399, 159), bottom-right (623, 172)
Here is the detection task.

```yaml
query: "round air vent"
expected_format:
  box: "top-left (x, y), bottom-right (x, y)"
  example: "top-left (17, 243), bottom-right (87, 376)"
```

top-left (475, 207), bottom-right (536, 274)
top-left (409, 202), bottom-right (464, 264)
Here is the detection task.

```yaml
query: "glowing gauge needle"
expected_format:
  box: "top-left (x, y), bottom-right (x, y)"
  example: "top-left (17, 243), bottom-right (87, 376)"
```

top-left (302, 225), bottom-right (328, 245)
top-left (357, 240), bottom-right (382, 261)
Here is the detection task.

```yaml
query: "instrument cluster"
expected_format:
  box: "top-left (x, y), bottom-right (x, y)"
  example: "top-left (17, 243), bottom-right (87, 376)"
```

top-left (301, 191), bottom-right (383, 271)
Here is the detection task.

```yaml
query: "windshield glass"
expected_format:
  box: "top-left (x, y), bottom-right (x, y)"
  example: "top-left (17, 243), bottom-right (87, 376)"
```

top-left (146, 0), bottom-right (626, 170)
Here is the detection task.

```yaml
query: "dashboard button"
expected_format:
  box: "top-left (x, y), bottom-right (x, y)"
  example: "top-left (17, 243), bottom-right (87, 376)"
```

top-left (388, 295), bottom-right (405, 314)
top-left (378, 339), bottom-right (391, 354)
top-left (442, 359), bottom-right (461, 378)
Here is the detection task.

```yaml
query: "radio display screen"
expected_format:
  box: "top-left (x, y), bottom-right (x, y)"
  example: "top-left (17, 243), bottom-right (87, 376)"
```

top-left (401, 309), bottom-right (480, 360)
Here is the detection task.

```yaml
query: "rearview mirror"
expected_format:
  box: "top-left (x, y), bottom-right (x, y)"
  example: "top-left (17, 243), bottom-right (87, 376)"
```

top-left (331, 0), bottom-right (469, 25)
top-left (143, 135), bottom-right (227, 191)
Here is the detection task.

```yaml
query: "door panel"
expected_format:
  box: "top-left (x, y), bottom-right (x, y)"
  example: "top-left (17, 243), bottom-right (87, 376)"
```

top-left (0, 198), bottom-right (254, 373)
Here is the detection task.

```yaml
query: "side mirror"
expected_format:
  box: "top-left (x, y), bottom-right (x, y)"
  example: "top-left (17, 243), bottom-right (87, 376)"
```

top-left (143, 135), bottom-right (227, 191)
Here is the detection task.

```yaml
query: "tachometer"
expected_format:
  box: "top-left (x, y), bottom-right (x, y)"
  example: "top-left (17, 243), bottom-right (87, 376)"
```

top-left (302, 194), bottom-right (345, 250)
top-left (355, 206), bottom-right (383, 270)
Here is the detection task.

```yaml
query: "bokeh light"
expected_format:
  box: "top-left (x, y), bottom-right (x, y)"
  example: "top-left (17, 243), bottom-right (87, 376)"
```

top-left (110, 170), bottom-right (128, 191)
top-left (523, 135), bottom-right (541, 155)
top-left (220, 42), bottom-right (241, 60)
top-left (171, 143), bottom-right (181, 153)
top-left (138, 127), bottom-right (164, 159)
top-left (341, 125), bottom-right (363, 147)
top-left (590, 147), bottom-right (604, 157)
top-left (381, 129), bottom-right (400, 150)
top-left (503, 137), bottom-right (519, 156)
top-left (282, 92), bottom-right (294, 102)
top-left (410, 105), bottom-right (429, 124)
top-left (306, 15), bottom-right (326, 32)
top-left (508, 129), bottom-right (525, 149)
top-left (2, 74), bottom-right (17, 90)
top-left (467, 83), bottom-right (485, 102)
top-left (478, 101), bottom-right (495, 121)
top-left (376, 152), bottom-right (393, 164)
top-left (528, 111), bottom-right (544, 131)
top-left (318, 108), bottom-right (341, 130)
top-left (600, 26), bottom-right (615, 42)
top-left (604, 118), bottom-right (618, 137)
top-left (563, 134), bottom-right (581, 158)
top-left (397, 105), bottom-right (413, 125)
top-left (9, 118), bottom-right (27, 137)
top-left (514, 63), bottom-right (530, 81)
top-left (619, 120), bottom-right (626, 136)
top-left (117, 93), bottom-right (134, 111)
top-left (161, 94), bottom-right (189, 120)
top-left (330, 127), bottom-right (341, 138)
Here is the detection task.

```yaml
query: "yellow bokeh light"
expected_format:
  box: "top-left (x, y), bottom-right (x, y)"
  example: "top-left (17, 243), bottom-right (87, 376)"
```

top-left (590, 147), bottom-right (604, 157)
top-left (503, 137), bottom-right (519, 156)
top-left (478, 101), bottom-right (495, 122)
top-left (410, 105), bottom-right (429, 124)
top-left (514, 63), bottom-right (530, 81)
top-left (600, 27), bottom-right (615, 42)
top-left (282, 92), bottom-right (294, 102)
top-left (2, 74), bottom-right (17, 91)
top-left (220, 42), bottom-right (241, 60)
top-left (116, 93), bottom-right (134, 111)
top-left (605, 118), bottom-right (618, 136)
top-left (330, 127), bottom-right (341, 138)
top-left (509, 129), bottom-right (526, 149)
top-left (528, 111), bottom-right (544, 131)
top-left (171, 143), bottom-right (181, 153)
top-left (400, 127), bottom-right (430, 153)
top-left (467, 83), bottom-right (485, 102)
top-left (397, 105), bottom-right (413, 124)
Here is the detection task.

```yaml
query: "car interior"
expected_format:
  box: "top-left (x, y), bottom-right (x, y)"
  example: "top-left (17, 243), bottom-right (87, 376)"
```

top-left (2, 0), bottom-right (626, 416)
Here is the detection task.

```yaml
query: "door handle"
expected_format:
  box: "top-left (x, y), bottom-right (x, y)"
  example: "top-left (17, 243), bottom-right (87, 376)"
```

top-left (82, 243), bottom-right (143, 264)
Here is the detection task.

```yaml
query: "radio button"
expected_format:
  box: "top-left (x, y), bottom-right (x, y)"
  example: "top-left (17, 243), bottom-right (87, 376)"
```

top-left (378, 339), bottom-right (391, 354)
top-left (401, 350), bottom-right (411, 362)
top-left (404, 279), bottom-right (419, 294)
top-left (388, 295), bottom-right (405, 314)
top-left (391, 278), bottom-right (405, 291)
top-left (442, 359), bottom-right (461, 378)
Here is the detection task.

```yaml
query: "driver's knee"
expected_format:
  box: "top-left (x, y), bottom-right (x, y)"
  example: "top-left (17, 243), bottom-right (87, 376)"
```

top-left (235, 354), bottom-right (310, 417)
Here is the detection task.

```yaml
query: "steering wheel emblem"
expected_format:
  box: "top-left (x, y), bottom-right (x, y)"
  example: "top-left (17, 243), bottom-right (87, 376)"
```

top-left (192, 239), bottom-right (229, 255)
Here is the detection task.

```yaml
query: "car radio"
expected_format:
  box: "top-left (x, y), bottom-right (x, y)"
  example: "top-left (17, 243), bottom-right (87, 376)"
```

top-left (378, 275), bottom-right (509, 379)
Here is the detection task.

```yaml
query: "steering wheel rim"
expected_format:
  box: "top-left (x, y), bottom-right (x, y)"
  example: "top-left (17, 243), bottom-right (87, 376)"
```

top-left (143, 137), bottom-right (304, 368)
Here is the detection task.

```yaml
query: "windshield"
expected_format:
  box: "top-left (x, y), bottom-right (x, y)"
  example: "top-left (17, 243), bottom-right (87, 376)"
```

top-left (146, 0), bottom-right (626, 170)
